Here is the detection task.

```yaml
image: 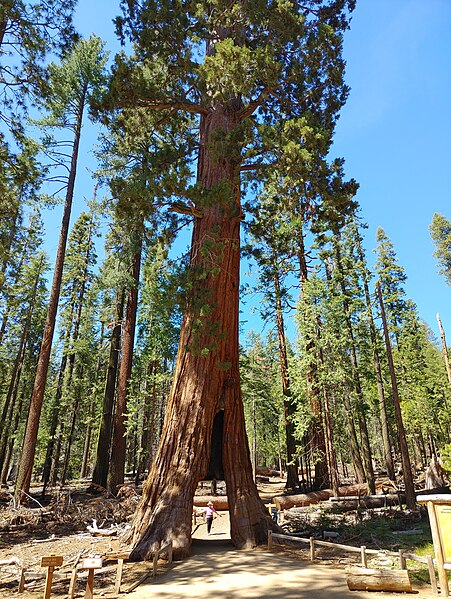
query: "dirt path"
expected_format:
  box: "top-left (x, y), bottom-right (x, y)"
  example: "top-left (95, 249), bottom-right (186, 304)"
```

top-left (126, 502), bottom-right (437, 599)
top-left (127, 538), bottom-right (437, 599)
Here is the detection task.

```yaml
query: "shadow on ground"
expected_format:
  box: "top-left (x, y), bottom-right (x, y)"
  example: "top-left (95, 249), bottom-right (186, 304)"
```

top-left (127, 539), bottom-right (431, 599)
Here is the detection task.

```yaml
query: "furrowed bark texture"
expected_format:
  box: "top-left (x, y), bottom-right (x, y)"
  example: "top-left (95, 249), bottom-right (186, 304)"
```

top-left (129, 104), bottom-right (275, 560)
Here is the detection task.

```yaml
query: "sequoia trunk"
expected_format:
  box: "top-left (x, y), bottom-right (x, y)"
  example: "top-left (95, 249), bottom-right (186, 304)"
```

top-left (128, 104), bottom-right (275, 560)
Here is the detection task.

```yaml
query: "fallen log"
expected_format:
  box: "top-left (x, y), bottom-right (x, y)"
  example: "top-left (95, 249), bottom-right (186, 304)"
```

top-left (193, 497), bottom-right (228, 510)
top-left (415, 486), bottom-right (450, 497)
top-left (0, 557), bottom-right (23, 568)
top-left (87, 519), bottom-right (118, 536)
top-left (328, 494), bottom-right (405, 510)
top-left (256, 467), bottom-right (281, 477)
top-left (346, 566), bottom-right (413, 593)
top-left (273, 484), bottom-right (368, 510)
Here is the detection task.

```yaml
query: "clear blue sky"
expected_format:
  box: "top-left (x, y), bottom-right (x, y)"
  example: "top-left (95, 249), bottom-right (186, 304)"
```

top-left (56, 0), bottom-right (451, 342)
top-left (332, 0), bottom-right (451, 340)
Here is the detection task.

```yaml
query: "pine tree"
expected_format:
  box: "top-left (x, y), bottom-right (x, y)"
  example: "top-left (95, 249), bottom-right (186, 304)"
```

top-left (0, 251), bottom-right (48, 479)
top-left (430, 213), bottom-right (451, 286)
top-left (241, 332), bottom-right (284, 474)
top-left (245, 203), bottom-right (300, 490)
top-left (47, 209), bottom-right (98, 487)
top-left (90, 251), bottom-right (127, 490)
top-left (15, 36), bottom-right (108, 500)
top-left (374, 228), bottom-right (408, 345)
top-left (0, 0), bottom-right (76, 138)
top-left (349, 218), bottom-right (395, 480)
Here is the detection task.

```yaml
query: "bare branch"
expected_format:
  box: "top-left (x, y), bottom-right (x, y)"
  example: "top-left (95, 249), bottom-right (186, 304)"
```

top-left (133, 97), bottom-right (208, 116)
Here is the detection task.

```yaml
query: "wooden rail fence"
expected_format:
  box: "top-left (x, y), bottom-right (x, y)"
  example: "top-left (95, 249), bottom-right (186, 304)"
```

top-left (268, 531), bottom-right (438, 595)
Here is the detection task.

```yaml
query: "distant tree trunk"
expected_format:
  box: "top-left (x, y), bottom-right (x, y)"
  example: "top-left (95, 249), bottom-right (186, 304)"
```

top-left (41, 321), bottom-right (74, 495)
top-left (127, 102), bottom-right (274, 560)
top-left (0, 331), bottom-right (28, 474)
top-left (91, 291), bottom-right (125, 489)
top-left (108, 234), bottom-right (143, 495)
top-left (80, 397), bottom-right (94, 479)
top-left (252, 393), bottom-right (257, 482)
top-left (334, 242), bottom-right (375, 495)
top-left (0, 255), bottom-right (43, 473)
top-left (318, 343), bottom-right (339, 495)
top-left (135, 360), bottom-right (158, 484)
top-left (0, 234), bottom-right (29, 347)
top-left (80, 334), bottom-right (104, 479)
top-left (437, 313), bottom-right (451, 385)
top-left (353, 219), bottom-right (394, 480)
top-left (15, 84), bottom-right (87, 501)
top-left (273, 260), bottom-right (299, 490)
top-left (60, 365), bottom-right (84, 484)
top-left (377, 283), bottom-right (415, 509)
top-left (342, 390), bottom-right (366, 483)
top-left (49, 424), bottom-right (64, 486)
top-left (1, 386), bottom-right (26, 485)
top-left (297, 228), bottom-right (329, 490)
top-left (41, 343), bottom-right (72, 491)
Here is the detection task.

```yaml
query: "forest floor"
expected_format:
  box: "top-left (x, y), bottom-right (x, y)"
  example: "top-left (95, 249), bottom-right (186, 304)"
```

top-left (0, 478), bottom-right (444, 598)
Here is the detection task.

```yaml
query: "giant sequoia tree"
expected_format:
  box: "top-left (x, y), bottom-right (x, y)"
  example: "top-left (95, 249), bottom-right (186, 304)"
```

top-left (111, 0), bottom-right (355, 559)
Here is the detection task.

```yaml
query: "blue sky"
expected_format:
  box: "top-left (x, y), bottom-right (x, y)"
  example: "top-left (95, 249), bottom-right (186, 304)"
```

top-left (48, 0), bottom-right (451, 342)
top-left (332, 0), bottom-right (451, 340)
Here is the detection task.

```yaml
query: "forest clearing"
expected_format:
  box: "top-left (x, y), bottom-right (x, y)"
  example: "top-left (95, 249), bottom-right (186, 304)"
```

top-left (1, 0), bottom-right (451, 598)
top-left (0, 473), bottom-right (448, 597)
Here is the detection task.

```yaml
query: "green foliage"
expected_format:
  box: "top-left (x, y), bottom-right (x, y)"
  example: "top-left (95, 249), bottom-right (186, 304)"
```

top-left (241, 331), bottom-right (284, 467)
top-left (0, 0), bottom-right (77, 135)
top-left (374, 227), bottom-right (410, 343)
top-left (35, 35), bottom-right (108, 127)
top-left (430, 213), bottom-right (451, 286)
top-left (441, 444), bottom-right (451, 471)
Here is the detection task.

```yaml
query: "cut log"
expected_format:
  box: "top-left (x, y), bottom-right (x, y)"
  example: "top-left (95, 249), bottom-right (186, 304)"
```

top-left (346, 567), bottom-right (413, 593)
top-left (415, 486), bottom-right (450, 497)
top-left (256, 467), bottom-right (280, 477)
top-left (193, 496), bottom-right (228, 510)
top-left (327, 494), bottom-right (405, 511)
top-left (273, 484), bottom-right (367, 510)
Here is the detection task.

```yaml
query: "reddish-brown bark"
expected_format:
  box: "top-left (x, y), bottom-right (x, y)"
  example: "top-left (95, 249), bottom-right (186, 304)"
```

top-left (108, 234), bottom-right (143, 494)
top-left (91, 291), bottom-right (125, 489)
top-left (128, 103), bottom-right (275, 560)
top-left (377, 283), bottom-right (415, 509)
top-left (15, 85), bottom-right (87, 501)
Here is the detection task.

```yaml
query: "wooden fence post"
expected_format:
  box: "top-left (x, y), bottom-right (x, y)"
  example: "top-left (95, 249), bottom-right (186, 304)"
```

top-left (360, 546), bottom-right (367, 568)
top-left (310, 537), bottom-right (315, 561)
top-left (426, 555), bottom-right (439, 596)
top-left (18, 567), bottom-right (26, 593)
top-left (68, 568), bottom-right (78, 599)
top-left (399, 550), bottom-right (406, 570)
top-left (115, 559), bottom-right (124, 594)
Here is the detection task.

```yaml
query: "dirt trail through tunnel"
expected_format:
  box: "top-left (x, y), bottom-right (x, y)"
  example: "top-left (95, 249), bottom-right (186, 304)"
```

top-left (127, 518), bottom-right (436, 599)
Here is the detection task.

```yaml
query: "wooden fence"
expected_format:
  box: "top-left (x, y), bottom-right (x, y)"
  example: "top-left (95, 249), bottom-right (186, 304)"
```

top-left (267, 531), bottom-right (438, 595)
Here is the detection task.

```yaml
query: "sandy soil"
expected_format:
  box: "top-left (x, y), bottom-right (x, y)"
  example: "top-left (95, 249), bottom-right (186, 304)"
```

top-left (0, 479), bottom-right (441, 598)
top-left (127, 540), bottom-right (439, 599)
